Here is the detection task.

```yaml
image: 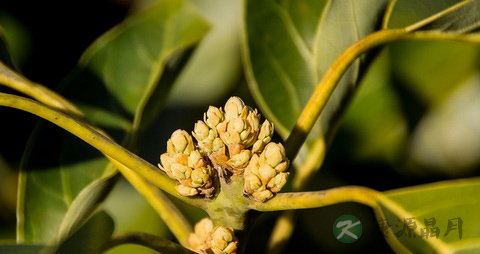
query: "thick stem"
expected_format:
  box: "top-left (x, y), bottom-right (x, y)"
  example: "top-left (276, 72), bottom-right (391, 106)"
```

top-left (249, 186), bottom-right (380, 211)
top-left (205, 175), bottom-right (250, 230)
top-left (101, 232), bottom-right (195, 254)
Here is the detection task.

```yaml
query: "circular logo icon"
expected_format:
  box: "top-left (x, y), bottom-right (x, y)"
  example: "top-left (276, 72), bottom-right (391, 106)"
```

top-left (333, 215), bottom-right (362, 243)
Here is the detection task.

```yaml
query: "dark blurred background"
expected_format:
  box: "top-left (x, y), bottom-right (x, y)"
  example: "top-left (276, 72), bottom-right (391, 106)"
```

top-left (1, 1), bottom-right (480, 253)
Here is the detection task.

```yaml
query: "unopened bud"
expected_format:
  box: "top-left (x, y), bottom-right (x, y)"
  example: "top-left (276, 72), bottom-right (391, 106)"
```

top-left (243, 143), bottom-right (290, 202)
top-left (227, 149), bottom-right (251, 170)
top-left (252, 120), bottom-right (274, 153)
top-left (176, 184), bottom-right (198, 196)
top-left (171, 162), bottom-right (191, 181)
top-left (244, 171), bottom-right (262, 194)
top-left (224, 96), bottom-right (245, 121)
top-left (262, 143), bottom-right (288, 172)
top-left (205, 106), bottom-right (224, 129)
top-left (251, 190), bottom-right (273, 202)
top-left (189, 218), bottom-right (214, 253)
top-left (267, 172), bottom-right (289, 193)
top-left (168, 129), bottom-right (194, 155)
top-left (209, 227), bottom-right (238, 254)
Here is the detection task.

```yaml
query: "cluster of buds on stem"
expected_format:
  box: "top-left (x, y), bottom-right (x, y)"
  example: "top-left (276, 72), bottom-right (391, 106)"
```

top-left (158, 130), bottom-right (215, 197)
top-left (158, 96), bottom-right (289, 202)
top-left (244, 143), bottom-right (289, 202)
top-left (189, 218), bottom-right (238, 254)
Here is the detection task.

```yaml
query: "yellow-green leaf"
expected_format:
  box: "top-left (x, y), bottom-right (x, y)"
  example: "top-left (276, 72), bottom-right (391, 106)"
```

top-left (376, 178), bottom-right (480, 254)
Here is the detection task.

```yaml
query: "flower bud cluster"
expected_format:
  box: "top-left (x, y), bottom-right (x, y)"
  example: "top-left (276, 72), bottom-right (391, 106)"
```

top-left (189, 218), bottom-right (238, 254)
top-left (244, 143), bottom-right (289, 202)
top-left (158, 130), bottom-right (215, 197)
top-left (159, 96), bottom-right (289, 201)
top-left (193, 97), bottom-right (275, 175)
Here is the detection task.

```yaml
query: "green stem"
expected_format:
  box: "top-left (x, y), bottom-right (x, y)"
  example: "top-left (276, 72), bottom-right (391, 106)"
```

top-left (0, 92), bottom-right (205, 208)
top-left (0, 65), bottom-right (194, 245)
top-left (284, 29), bottom-right (480, 161)
top-left (0, 62), bottom-right (84, 118)
top-left (101, 232), bottom-right (195, 254)
top-left (249, 186), bottom-right (380, 211)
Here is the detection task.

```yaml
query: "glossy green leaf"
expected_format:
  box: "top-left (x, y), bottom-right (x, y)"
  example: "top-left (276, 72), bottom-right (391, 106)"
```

top-left (18, 0), bottom-right (209, 244)
top-left (384, 0), bottom-right (480, 32)
top-left (53, 211), bottom-right (114, 254)
top-left (384, 0), bottom-right (462, 29)
top-left (0, 244), bottom-right (45, 254)
top-left (103, 180), bottom-right (169, 254)
top-left (168, 0), bottom-right (243, 106)
top-left (390, 40), bottom-right (479, 105)
top-left (376, 178), bottom-right (480, 254)
top-left (244, 0), bottom-right (389, 140)
top-left (420, 0), bottom-right (480, 32)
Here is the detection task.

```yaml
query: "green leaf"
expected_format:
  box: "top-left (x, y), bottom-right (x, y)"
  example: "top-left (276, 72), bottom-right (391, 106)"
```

top-left (390, 40), bottom-right (479, 105)
top-left (0, 26), bottom-right (18, 70)
top-left (243, 0), bottom-right (389, 140)
top-left (384, 0), bottom-right (480, 32)
top-left (168, 0), bottom-right (243, 106)
top-left (0, 244), bottom-right (45, 254)
top-left (18, 0), bottom-right (209, 244)
top-left (384, 0), bottom-right (462, 29)
top-left (53, 211), bottom-right (114, 254)
top-left (376, 177), bottom-right (480, 254)
top-left (103, 180), bottom-right (169, 254)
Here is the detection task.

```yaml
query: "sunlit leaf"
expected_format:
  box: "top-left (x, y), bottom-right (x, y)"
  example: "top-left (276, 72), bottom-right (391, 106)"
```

top-left (376, 178), bottom-right (480, 253)
top-left (168, 0), bottom-right (243, 106)
top-left (243, 0), bottom-right (389, 141)
top-left (103, 180), bottom-right (169, 254)
top-left (384, 0), bottom-right (480, 32)
top-left (384, 0), bottom-right (462, 29)
top-left (18, 0), bottom-right (209, 244)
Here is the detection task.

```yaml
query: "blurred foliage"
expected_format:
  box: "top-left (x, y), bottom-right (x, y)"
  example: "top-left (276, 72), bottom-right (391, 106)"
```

top-left (0, 0), bottom-right (480, 253)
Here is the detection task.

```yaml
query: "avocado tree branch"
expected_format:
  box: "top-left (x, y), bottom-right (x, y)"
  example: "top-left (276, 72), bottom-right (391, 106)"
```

top-left (285, 29), bottom-right (480, 161)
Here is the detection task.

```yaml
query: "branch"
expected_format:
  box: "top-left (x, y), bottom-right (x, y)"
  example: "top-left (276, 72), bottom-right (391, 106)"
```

top-left (0, 92), bottom-right (205, 208)
top-left (0, 65), bottom-right (194, 244)
top-left (284, 29), bottom-right (480, 160)
top-left (101, 232), bottom-right (195, 254)
top-left (249, 186), bottom-right (380, 211)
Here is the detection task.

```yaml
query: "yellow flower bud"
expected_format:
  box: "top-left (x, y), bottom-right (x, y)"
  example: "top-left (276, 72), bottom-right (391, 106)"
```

top-left (175, 184), bottom-right (198, 196)
top-left (252, 190), bottom-right (273, 202)
top-left (252, 120), bottom-right (274, 153)
top-left (243, 143), bottom-right (289, 202)
top-left (171, 162), bottom-right (192, 181)
top-left (209, 227), bottom-right (237, 254)
top-left (224, 96), bottom-right (245, 121)
top-left (168, 129), bottom-right (194, 155)
top-left (267, 172), bottom-right (289, 193)
top-left (244, 171), bottom-right (263, 194)
top-left (227, 149), bottom-right (251, 170)
top-left (205, 106), bottom-right (224, 129)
